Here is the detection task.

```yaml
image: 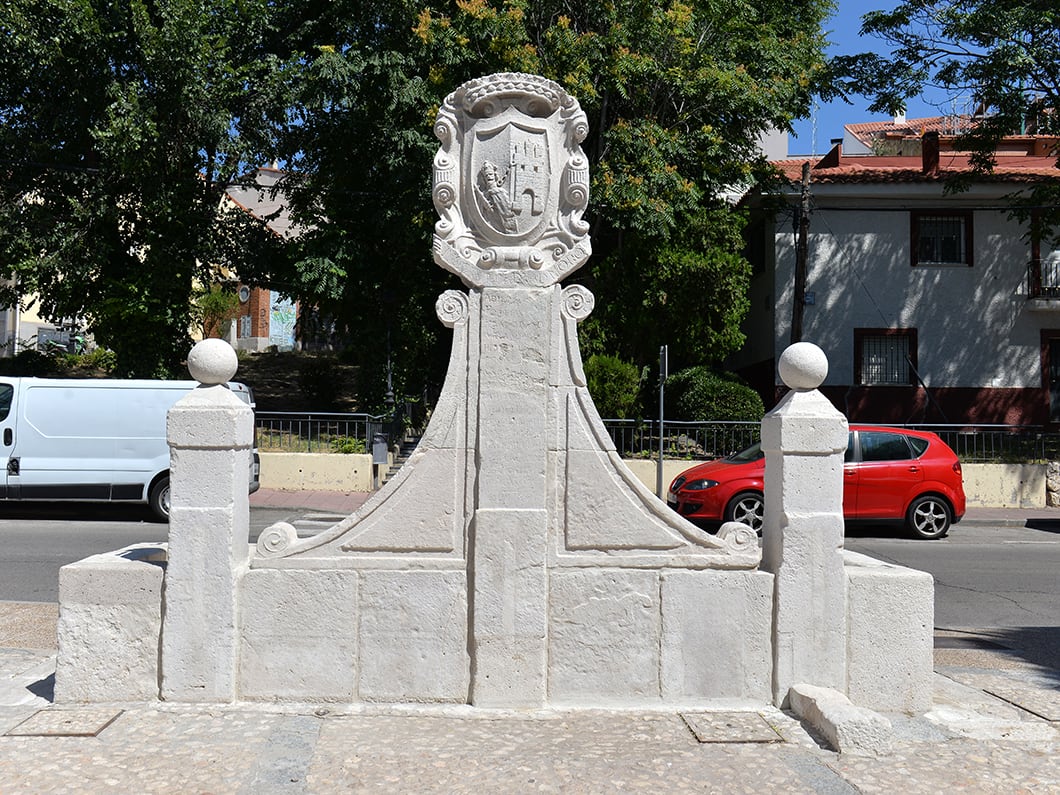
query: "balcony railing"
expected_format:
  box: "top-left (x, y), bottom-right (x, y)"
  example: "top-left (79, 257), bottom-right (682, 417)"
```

top-left (1027, 258), bottom-right (1060, 299)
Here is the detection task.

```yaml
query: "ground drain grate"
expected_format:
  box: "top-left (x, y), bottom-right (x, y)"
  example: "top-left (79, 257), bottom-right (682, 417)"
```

top-left (680, 711), bottom-right (785, 743)
top-left (5, 707), bottom-right (123, 737)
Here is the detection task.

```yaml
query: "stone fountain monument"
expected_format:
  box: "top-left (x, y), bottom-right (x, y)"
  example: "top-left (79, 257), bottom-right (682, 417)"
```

top-left (55, 75), bottom-right (933, 732)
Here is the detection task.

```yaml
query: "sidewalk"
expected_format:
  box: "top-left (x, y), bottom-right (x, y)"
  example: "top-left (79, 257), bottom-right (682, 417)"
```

top-left (250, 487), bottom-right (373, 515)
top-left (0, 615), bottom-right (1057, 792)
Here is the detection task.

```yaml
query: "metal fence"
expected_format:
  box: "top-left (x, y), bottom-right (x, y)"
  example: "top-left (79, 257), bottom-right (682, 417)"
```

top-left (602, 420), bottom-right (1060, 464)
top-left (906, 425), bottom-right (1060, 463)
top-left (255, 411), bottom-right (391, 454)
top-left (601, 420), bottom-right (761, 461)
top-left (254, 412), bottom-right (1060, 463)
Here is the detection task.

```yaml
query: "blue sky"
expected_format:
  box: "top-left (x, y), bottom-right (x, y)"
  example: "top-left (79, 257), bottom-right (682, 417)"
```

top-left (788, 1), bottom-right (940, 156)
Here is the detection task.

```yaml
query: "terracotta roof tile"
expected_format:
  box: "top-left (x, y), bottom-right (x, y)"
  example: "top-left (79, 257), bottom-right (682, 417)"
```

top-left (845, 115), bottom-right (974, 146)
top-left (772, 152), bottom-right (1060, 185)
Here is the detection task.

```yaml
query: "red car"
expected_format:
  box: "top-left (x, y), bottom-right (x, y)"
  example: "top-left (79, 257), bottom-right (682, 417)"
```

top-left (667, 426), bottom-right (966, 539)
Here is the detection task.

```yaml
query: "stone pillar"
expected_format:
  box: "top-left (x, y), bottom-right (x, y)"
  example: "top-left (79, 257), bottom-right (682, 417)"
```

top-left (470, 286), bottom-right (550, 707)
top-left (160, 339), bottom-right (253, 702)
top-left (762, 342), bottom-right (848, 705)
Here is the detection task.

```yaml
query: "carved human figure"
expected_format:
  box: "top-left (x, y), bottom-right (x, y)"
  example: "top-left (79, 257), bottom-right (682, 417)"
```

top-left (476, 160), bottom-right (517, 233)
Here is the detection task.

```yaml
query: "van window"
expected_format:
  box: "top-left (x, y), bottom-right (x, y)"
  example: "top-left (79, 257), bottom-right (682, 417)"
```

top-left (0, 384), bottom-right (12, 421)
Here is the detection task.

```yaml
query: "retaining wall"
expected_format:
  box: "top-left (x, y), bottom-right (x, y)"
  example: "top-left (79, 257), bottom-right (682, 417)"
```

top-left (261, 454), bottom-right (1048, 509)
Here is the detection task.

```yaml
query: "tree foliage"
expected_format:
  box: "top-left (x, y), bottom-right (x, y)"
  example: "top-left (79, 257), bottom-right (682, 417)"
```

top-left (1, 1), bottom-right (832, 391)
top-left (274, 0), bottom-right (833, 402)
top-left (0, 0), bottom-right (297, 376)
top-left (834, 1), bottom-right (1060, 237)
top-left (584, 354), bottom-right (644, 419)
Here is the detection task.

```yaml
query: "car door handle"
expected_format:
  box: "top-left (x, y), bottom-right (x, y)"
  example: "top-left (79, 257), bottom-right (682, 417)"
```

top-left (2, 428), bottom-right (9, 446)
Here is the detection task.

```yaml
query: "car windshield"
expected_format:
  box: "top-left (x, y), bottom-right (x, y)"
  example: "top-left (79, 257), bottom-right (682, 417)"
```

top-left (726, 442), bottom-right (763, 462)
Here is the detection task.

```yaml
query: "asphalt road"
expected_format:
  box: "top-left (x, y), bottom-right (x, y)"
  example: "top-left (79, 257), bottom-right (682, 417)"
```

top-left (845, 521), bottom-right (1060, 628)
top-left (0, 503), bottom-right (295, 602)
top-left (0, 509), bottom-right (1057, 631)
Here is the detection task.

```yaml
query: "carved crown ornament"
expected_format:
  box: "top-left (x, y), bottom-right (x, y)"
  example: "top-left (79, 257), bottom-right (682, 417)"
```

top-left (432, 72), bottom-right (592, 289)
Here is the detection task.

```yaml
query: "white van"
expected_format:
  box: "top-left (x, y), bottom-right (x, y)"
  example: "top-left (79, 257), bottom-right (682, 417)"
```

top-left (0, 377), bottom-right (260, 520)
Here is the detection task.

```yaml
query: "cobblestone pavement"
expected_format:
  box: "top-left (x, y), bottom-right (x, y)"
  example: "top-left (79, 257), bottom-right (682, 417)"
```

top-left (0, 601), bottom-right (1058, 794)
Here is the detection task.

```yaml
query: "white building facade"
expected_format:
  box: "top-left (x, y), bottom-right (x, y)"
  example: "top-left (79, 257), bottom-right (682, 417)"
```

top-left (736, 130), bottom-right (1060, 426)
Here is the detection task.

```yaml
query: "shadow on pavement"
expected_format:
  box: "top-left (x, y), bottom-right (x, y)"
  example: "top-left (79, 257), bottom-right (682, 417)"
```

top-left (0, 502), bottom-right (157, 523)
top-left (27, 672), bottom-right (55, 702)
top-left (941, 626), bottom-right (1060, 686)
top-left (1024, 518), bottom-right (1060, 534)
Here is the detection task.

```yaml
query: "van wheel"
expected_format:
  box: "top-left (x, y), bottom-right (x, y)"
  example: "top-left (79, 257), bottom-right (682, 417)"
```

top-left (906, 495), bottom-right (950, 539)
top-left (149, 476), bottom-right (170, 522)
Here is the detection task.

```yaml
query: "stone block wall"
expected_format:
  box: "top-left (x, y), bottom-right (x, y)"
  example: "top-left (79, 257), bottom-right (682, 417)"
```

top-left (54, 544), bottom-right (165, 702)
top-left (232, 564), bottom-right (772, 706)
top-left (844, 551), bottom-right (934, 713)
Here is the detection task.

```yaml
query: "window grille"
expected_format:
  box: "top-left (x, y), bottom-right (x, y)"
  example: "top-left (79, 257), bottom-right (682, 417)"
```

top-left (860, 334), bottom-right (910, 385)
top-left (914, 213), bottom-right (969, 265)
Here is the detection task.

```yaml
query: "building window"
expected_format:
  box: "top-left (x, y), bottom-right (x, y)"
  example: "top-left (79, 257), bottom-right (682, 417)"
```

top-left (911, 211), bottom-right (973, 266)
top-left (855, 328), bottom-right (917, 386)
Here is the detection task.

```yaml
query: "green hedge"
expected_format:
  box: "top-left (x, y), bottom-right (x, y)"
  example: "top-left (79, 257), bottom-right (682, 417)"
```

top-left (665, 366), bottom-right (764, 422)
top-left (585, 354), bottom-right (643, 419)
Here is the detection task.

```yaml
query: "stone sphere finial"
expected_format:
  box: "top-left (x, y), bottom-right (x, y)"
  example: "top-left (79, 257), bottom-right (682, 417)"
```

top-left (778, 342), bottom-right (828, 392)
top-left (187, 338), bottom-right (238, 385)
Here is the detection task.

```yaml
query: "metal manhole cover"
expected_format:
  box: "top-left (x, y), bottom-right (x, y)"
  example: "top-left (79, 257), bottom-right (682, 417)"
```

top-left (5, 708), bottom-right (123, 737)
top-left (681, 712), bottom-right (784, 743)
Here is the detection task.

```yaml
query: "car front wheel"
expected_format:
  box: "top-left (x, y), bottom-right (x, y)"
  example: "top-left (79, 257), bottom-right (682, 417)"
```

top-left (906, 495), bottom-right (951, 539)
top-left (725, 491), bottom-right (764, 533)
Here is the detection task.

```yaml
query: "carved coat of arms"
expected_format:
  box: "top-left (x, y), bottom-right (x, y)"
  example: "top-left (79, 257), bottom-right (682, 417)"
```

top-left (432, 73), bottom-right (591, 287)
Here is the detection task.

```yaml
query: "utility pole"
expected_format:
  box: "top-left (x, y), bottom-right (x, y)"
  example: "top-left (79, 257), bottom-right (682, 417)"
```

top-left (791, 161), bottom-right (811, 345)
top-left (656, 344), bottom-right (668, 498)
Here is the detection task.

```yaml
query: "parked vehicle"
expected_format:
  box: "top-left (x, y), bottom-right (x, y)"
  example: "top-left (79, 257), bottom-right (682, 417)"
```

top-left (667, 426), bottom-right (966, 539)
top-left (0, 378), bottom-right (260, 521)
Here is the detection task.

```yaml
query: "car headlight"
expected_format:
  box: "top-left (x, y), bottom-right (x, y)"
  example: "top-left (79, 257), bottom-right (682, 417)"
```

top-left (682, 479), bottom-right (719, 491)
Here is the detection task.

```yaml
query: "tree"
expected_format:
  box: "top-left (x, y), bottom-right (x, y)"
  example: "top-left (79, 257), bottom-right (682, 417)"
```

top-left (192, 284), bottom-right (241, 340)
top-left (834, 1), bottom-right (1060, 236)
top-left (0, 1), bottom-right (298, 376)
top-left (272, 1), bottom-right (833, 404)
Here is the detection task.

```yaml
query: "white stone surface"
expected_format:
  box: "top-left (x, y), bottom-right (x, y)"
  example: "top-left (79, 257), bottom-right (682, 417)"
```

top-left (471, 508), bottom-right (548, 707)
top-left (186, 337), bottom-right (239, 384)
top-left (844, 551), bottom-right (934, 712)
top-left (161, 373), bottom-right (253, 703)
top-left (358, 570), bottom-right (469, 702)
top-left (54, 544), bottom-right (165, 703)
top-left (777, 342), bottom-right (828, 391)
top-left (660, 570), bottom-right (774, 703)
top-left (762, 356), bottom-right (850, 705)
top-left (788, 683), bottom-right (894, 755)
top-left (549, 570), bottom-right (660, 704)
top-left (239, 569), bottom-right (358, 700)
